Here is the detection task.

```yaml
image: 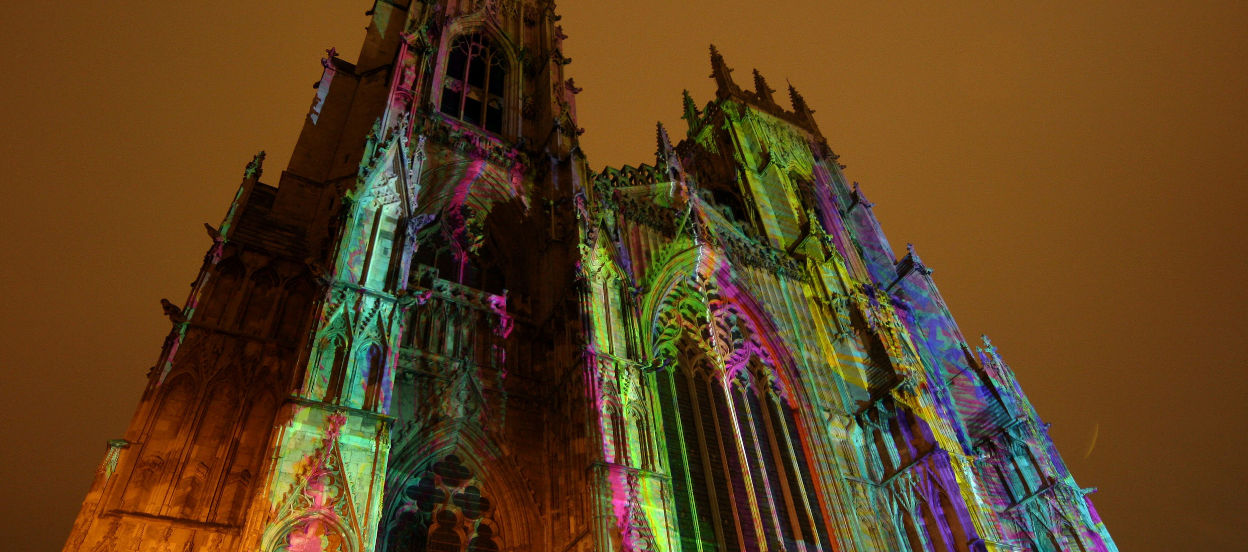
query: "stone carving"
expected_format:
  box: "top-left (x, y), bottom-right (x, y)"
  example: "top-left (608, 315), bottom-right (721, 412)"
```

top-left (63, 5), bottom-right (1115, 552)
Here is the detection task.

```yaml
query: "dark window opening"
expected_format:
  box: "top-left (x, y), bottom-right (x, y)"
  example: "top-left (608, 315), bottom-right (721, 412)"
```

top-left (440, 34), bottom-right (506, 134)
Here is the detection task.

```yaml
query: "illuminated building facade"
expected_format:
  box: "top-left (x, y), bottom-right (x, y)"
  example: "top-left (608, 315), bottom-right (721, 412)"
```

top-left (63, 1), bottom-right (1116, 551)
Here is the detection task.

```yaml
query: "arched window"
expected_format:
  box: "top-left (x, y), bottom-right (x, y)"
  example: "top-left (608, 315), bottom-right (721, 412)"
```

top-left (362, 344), bottom-right (386, 411)
top-left (362, 204), bottom-right (400, 290)
top-left (656, 351), bottom-right (834, 552)
top-left (275, 277), bottom-right (316, 344)
top-left (313, 335), bottom-right (348, 404)
top-left (170, 380), bottom-right (239, 517)
top-left (350, 199), bottom-right (401, 291)
top-left (608, 406), bottom-right (628, 464)
top-left (772, 394), bottom-right (835, 550)
top-left (213, 391), bottom-right (279, 524)
top-left (731, 375), bottom-right (782, 544)
top-left (239, 269), bottom-right (279, 336)
top-left (384, 455), bottom-right (499, 552)
top-left (634, 415), bottom-right (653, 470)
top-left (199, 259), bottom-right (244, 327)
top-left (440, 33), bottom-right (506, 134)
top-left (120, 376), bottom-right (195, 513)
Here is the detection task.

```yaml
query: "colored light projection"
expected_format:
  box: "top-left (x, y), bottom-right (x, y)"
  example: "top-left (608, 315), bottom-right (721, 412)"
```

top-left (576, 50), bottom-right (1117, 551)
top-left (62, 2), bottom-right (1115, 551)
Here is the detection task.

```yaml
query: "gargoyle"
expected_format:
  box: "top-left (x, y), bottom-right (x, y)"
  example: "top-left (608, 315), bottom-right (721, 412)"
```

top-left (160, 299), bottom-right (186, 324)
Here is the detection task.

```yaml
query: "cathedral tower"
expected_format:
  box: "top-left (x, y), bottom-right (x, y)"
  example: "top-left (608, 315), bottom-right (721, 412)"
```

top-left (64, 2), bottom-right (1115, 551)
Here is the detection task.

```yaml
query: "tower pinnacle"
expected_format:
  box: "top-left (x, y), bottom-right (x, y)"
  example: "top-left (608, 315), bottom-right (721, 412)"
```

top-left (752, 68), bottom-right (775, 105)
top-left (709, 44), bottom-right (736, 98)
top-left (62, 5), bottom-right (1117, 552)
top-left (681, 89), bottom-right (702, 135)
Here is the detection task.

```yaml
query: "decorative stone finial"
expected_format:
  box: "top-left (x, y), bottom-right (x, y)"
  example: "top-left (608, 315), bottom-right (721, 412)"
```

top-left (752, 69), bottom-right (775, 104)
top-left (709, 44), bottom-right (736, 96)
top-left (656, 121), bottom-right (672, 158)
top-left (979, 334), bottom-right (1004, 364)
top-left (656, 122), bottom-right (683, 180)
top-left (243, 151), bottom-right (265, 180)
top-left (682, 90), bottom-right (699, 121)
top-left (788, 81), bottom-right (814, 116)
top-left (904, 243), bottom-right (932, 275)
top-left (980, 334), bottom-right (995, 350)
top-left (321, 47), bottom-right (339, 70)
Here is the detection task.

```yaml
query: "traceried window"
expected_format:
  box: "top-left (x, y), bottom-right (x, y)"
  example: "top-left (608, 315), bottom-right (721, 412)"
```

top-left (656, 350), bottom-right (834, 552)
top-left (384, 455), bottom-right (500, 552)
top-left (440, 33), bottom-right (506, 134)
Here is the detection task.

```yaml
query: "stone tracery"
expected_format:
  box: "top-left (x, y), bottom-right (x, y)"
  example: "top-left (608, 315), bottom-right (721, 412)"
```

top-left (62, 2), bottom-right (1116, 551)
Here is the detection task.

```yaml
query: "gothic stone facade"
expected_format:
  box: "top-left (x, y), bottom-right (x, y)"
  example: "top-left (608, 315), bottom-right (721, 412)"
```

top-left (63, 2), bottom-right (1116, 552)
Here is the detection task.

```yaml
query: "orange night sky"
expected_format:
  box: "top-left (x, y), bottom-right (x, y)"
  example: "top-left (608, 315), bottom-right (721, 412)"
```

top-left (1, 2), bottom-right (1245, 550)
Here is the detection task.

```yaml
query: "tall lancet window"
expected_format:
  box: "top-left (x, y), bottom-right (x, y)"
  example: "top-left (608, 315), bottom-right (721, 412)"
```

top-left (440, 33), bottom-right (506, 134)
top-left (657, 348), bottom-right (835, 552)
top-left (362, 203), bottom-right (400, 289)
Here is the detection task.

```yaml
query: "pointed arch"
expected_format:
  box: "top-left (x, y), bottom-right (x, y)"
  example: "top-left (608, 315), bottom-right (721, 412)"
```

top-left (308, 333), bottom-right (350, 404)
top-left (338, 332), bottom-right (386, 410)
top-left (169, 378), bottom-right (240, 517)
top-left (585, 219), bottom-right (632, 285)
top-left (261, 509), bottom-right (360, 552)
top-left (438, 33), bottom-right (507, 133)
top-left (379, 420), bottom-right (538, 552)
top-left (342, 142), bottom-right (413, 290)
top-left (414, 161), bottom-right (521, 270)
top-left (276, 276), bottom-right (318, 345)
top-left (119, 375), bottom-right (197, 514)
top-left (415, 160), bottom-right (524, 224)
top-left (626, 405), bottom-right (656, 471)
top-left (438, 12), bottom-right (524, 138)
top-left (213, 388), bottom-right (281, 524)
top-left (638, 247), bottom-right (810, 407)
top-left (640, 248), bottom-right (844, 551)
top-left (587, 233), bottom-right (632, 358)
top-left (360, 342), bottom-right (387, 411)
top-left (261, 433), bottom-right (368, 552)
top-left (199, 256), bottom-right (245, 327)
top-left (240, 268), bottom-right (281, 336)
top-left (605, 403), bottom-right (629, 464)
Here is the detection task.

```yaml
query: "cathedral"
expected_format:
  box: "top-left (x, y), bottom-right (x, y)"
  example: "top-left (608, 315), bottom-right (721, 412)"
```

top-left (63, 1), bottom-right (1116, 551)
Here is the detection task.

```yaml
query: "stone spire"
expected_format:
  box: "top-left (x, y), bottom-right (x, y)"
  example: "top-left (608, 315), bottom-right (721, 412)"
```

top-left (681, 90), bottom-right (701, 135)
top-left (788, 81), bottom-right (813, 118)
top-left (656, 121), bottom-right (683, 181)
top-left (787, 81), bottom-right (822, 136)
top-left (709, 44), bottom-right (736, 98)
top-left (753, 69), bottom-right (776, 105)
